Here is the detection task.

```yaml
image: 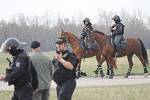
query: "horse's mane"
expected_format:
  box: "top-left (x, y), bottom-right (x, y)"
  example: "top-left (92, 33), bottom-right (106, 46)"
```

top-left (93, 30), bottom-right (106, 36)
top-left (66, 32), bottom-right (80, 41)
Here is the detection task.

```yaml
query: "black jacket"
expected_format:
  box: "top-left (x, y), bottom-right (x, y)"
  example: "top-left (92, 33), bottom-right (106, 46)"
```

top-left (110, 23), bottom-right (124, 35)
top-left (5, 50), bottom-right (38, 90)
top-left (82, 23), bottom-right (93, 34)
top-left (53, 50), bottom-right (78, 85)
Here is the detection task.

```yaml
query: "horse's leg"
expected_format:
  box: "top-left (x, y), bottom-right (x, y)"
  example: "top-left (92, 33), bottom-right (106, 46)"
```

top-left (109, 64), bottom-right (114, 79)
top-left (94, 55), bottom-right (105, 77)
top-left (76, 60), bottom-right (82, 79)
top-left (106, 56), bottom-right (115, 79)
top-left (107, 63), bottom-right (110, 75)
top-left (94, 55), bottom-right (105, 78)
top-left (98, 64), bottom-right (105, 78)
top-left (94, 55), bottom-right (100, 75)
top-left (104, 63), bottom-right (110, 78)
top-left (124, 54), bottom-right (133, 78)
top-left (76, 59), bottom-right (87, 78)
top-left (80, 70), bottom-right (87, 77)
top-left (76, 63), bottom-right (81, 79)
top-left (137, 55), bottom-right (149, 77)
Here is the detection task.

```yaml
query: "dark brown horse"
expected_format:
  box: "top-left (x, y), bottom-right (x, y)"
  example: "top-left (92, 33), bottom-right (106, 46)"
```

top-left (60, 30), bottom-right (117, 78)
top-left (89, 31), bottom-right (149, 78)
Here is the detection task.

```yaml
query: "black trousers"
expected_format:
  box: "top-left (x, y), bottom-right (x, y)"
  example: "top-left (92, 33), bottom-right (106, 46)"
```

top-left (56, 78), bottom-right (76, 100)
top-left (12, 85), bottom-right (33, 100)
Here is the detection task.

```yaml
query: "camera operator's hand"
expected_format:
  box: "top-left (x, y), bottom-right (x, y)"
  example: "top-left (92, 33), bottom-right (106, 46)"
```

top-left (54, 52), bottom-right (63, 61)
top-left (54, 52), bottom-right (74, 70)
top-left (0, 74), bottom-right (6, 81)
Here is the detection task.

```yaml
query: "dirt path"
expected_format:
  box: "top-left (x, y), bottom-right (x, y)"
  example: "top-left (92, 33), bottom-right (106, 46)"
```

top-left (0, 75), bottom-right (150, 91)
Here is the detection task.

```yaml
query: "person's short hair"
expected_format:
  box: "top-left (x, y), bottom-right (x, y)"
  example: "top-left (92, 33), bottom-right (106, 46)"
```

top-left (30, 41), bottom-right (40, 49)
top-left (55, 37), bottom-right (66, 45)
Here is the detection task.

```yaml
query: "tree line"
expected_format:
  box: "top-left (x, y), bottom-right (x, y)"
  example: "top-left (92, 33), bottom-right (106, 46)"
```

top-left (0, 11), bottom-right (150, 51)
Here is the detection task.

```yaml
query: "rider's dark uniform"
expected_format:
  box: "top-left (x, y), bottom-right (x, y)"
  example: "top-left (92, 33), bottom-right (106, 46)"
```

top-left (110, 15), bottom-right (125, 49)
top-left (81, 18), bottom-right (93, 48)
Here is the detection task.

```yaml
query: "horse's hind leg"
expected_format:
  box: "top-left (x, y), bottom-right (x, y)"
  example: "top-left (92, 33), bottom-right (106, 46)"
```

top-left (125, 54), bottom-right (133, 78)
top-left (98, 64), bottom-right (105, 78)
top-left (108, 64), bottom-right (114, 79)
top-left (105, 63), bottom-right (110, 78)
top-left (106, 58), bottom-right (114, 79)
top-left (137, 55), bottom-right (148, 77)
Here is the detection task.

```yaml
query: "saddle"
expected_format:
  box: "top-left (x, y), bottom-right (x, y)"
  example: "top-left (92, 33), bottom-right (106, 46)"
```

top-left (109, 36), bottom-right (128, 57)
top-left (120, 38), bottom-right (127, 49)
top-left (110, 36), bottom-right (127, 49)
top-left (80, 34), bottom-right (98, 52)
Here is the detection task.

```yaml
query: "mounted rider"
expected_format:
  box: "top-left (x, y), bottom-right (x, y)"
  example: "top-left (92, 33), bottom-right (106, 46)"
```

top-left (110, 15), bottom-right (125, 51)
top-left (81, 18), bottom-right (93, 50)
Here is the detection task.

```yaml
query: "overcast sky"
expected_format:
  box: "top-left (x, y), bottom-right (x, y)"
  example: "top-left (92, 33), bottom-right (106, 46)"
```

top-left (0, 0), bottom-right (150, 21)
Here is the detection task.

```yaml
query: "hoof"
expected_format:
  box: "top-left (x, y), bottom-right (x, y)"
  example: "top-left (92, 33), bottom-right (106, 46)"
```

top-left (105, 75), bottom-right (109, 78)
top-left (144, 73), bottom-right (149, 78)
top-left (109, 75), bottom-right (113, 79)
top-left (81, 72), bottom-right (87, 76)
top-left (76, 76), bottom-right (79, 79)
top-left (76, 71), bottom-right (81, 79)
top-left (94, 70), bottom-right (98, 74)
top-left (124, 74), bottom-right (128, 78)
top-left (95, 74), bottom-right (99, 78)
top-left (100, 73), bottom-right (105, 78)
top-left (76, 73), bottom-right (80, 79)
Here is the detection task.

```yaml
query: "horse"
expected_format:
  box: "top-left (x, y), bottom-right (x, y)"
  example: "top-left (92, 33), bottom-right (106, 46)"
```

top-left (89, 31), bottom-right (149, 78)
top-left (60, 30), bottom-right (117, 78)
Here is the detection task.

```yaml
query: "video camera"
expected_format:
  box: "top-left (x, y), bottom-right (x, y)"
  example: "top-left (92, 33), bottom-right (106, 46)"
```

top-left (6, 58), bottom-right (14, 85)
top-left (6, 58), bottom-right (13, 75)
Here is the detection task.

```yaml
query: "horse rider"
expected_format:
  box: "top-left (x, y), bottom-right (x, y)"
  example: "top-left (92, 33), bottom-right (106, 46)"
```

top-left (110, 15), bottom-right (125, 51)
top-left (81, 18), bottom-right (93, 50)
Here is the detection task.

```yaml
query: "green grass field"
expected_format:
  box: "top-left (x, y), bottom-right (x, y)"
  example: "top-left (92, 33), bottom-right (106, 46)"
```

top-left (1, 84), bottom-right (150, 100)
top-left (0, 50), bottom-right (150, 100)
top-left (0, 50), bottom-right (150, 76)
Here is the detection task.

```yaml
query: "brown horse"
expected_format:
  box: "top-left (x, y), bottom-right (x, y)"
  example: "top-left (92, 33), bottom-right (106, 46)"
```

top-left (60, 30), bottom-right (117, 78)
top-left (89, 31), bottom-right (149, 78)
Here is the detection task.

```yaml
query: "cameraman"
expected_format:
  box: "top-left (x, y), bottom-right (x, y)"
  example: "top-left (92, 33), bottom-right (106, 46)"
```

top-left (53, 38), bottom-right (79, 100)
top-left (0, 38), bottom-right (38, 100)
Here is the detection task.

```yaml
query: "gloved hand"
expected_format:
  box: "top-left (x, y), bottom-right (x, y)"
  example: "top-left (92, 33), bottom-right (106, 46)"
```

top-left (0, 74), bottom-right (5, 81)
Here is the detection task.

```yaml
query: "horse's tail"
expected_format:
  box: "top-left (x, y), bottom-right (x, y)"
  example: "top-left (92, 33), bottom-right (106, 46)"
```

top-left (106, 57), bottom-right (117, 69)
top-left (112, 58), bottom-right (117, 69)
top-left (138, 39), bottom-right (149, 66)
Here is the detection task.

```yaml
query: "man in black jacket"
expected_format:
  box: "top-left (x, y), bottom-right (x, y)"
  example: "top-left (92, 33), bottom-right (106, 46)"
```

top-left (53, 37), bottom-right (79, 100)
top-left (0, 38), bottom-right (38, 100)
